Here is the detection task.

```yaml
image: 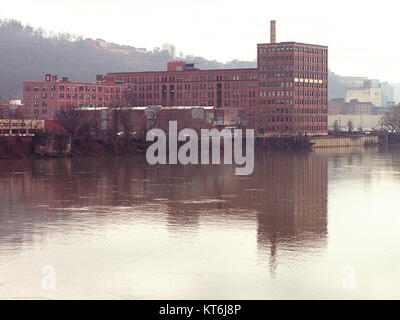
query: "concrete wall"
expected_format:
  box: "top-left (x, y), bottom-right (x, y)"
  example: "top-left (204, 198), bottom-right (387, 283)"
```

top-left (328, 115), bottom-right (383, 131)
top-left (310, 135), bottom-right (379, 148)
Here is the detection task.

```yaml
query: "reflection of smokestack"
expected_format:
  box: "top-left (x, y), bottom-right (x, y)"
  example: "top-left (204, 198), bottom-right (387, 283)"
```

top-left (270, 20), bottom-right (276, 43)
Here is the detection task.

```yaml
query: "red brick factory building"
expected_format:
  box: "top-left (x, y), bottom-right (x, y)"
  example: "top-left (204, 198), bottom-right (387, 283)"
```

top-left (22, 21), bottom-right (328, 135)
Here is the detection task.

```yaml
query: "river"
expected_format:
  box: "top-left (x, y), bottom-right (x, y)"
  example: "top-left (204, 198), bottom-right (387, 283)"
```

top-left (0, 147), bottom-right (399, 299)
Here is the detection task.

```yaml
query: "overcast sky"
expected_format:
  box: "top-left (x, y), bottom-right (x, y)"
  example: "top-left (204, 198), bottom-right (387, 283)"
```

top-left (1, 0), bottom-right (399, 83)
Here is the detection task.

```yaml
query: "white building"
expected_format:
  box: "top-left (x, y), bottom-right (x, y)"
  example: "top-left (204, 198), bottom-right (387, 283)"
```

top-left (161, 43), bottom-right (176, 58)
top-left (340, 76), bottom-right (367, 88)
top-left (9, 99), bottom-right (23, 109)
top-left (345, 80), bottom-right (382, 107)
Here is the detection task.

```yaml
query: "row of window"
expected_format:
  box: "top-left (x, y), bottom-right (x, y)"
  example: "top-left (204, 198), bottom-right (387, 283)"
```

top-left (26, 85), bottom-right (57, 92)
top-left (258, 46), bottom-right (327, 55)
top-left (132, 82), bottom-right (258, 91)
top-left (260, 99), bottom-right (328, 106)
top-left (259, 126), bottom-right (326, 133)
top-left (259, 65), bottom-right (328, 73)
top-left (260, 91), bottom-right (293, 97)
top-left (259, 81), bottom-right (294, 88)
top-left (26, 93), bottom-right (57, 99)
top-left (263, 116), bottom-right (327, 124)
top-left (25, 109), bottom-right (56, 115)
top-left (257, 108), bottom-right (327, 114)
top-left (259, 65), bottom-right (294, 72)
top-left (295, 56), bottom-right (327, 63)
top-left (259, 90), bottom-right (327, 97)
top-left (224, 100), bottom-right (257, 107)
top-left (27, 94), bottom-right (116, 100)
top-left (118, 73), bottom-right (257, 84)
top-left (259, 56), bottom-right (294, 62)
top-left (25, 85), bottom-right (121, 93)
top-left (224, 91), bottom-right (256, 98)
top-left (260, 72), bottom-right (327, 81)
top-left (258, 56), bottom-right (327, 64)
top-left (259, 72), bottom-right (293, 79)
top-left (294, 82), bottom-right (328, 88)
top-left (294, 91), bottom-right (328, 97)
top-left (296, 66), bottom-right (328, 72)
top-left (133, 100), bottom-right (217, 107)
top-left (294, 117), bottom-right (327, 122)
top-left (134, 91), bottom-right (258, 100)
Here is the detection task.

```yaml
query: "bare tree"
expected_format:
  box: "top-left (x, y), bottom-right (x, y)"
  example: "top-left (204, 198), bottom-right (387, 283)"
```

top-left (108, 97), bottom-right (133, 137)
top-left (55, 108), bottom-right (86, 139)
top-left (333, 120), bottom-right (339, 132)
top-left (381, 104), bottom-right (400, 133)
top-left (347, 120), bottom-right (353, 133)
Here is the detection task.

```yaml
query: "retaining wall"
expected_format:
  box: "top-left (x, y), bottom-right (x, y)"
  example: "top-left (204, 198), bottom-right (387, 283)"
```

top-left (310, 135), bottom-right (380, 148)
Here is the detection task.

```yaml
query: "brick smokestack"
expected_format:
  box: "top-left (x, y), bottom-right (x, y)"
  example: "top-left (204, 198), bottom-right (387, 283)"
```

top-left (270, 20), bottom-right (276, 43)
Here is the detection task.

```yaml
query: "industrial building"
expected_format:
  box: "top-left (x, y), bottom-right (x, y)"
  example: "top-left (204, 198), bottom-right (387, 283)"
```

top-left (22, 21), bottom-right (328, 135)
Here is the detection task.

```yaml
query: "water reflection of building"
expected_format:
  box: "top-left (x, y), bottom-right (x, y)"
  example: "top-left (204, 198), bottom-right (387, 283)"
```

top-left (0, 151), bottom-right (329, 270)
top-left (252, 151), bottom-right (328, 276)
top-left (148, 151), bottom-right (329, 275)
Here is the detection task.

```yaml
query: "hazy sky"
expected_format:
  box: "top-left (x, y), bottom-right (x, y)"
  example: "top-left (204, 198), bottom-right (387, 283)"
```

top-left (1, 0), bottom-right (399, 83)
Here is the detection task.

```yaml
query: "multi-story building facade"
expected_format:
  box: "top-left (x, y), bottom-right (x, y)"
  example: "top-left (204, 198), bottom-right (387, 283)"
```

top-left (22, 21), bottom-right (328, 134)
top-left (105, 61), bottom-right (258, 111)
top-left (345, 80), bottom-right (382, 107)
top-left (256, 21), bottom-right (328, 134)
top-left (23, 74), bottom-right (126, 120)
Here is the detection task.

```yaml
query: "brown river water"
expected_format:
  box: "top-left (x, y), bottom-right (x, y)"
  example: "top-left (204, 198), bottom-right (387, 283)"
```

top-left (0, 147), bottom-right (400, 299)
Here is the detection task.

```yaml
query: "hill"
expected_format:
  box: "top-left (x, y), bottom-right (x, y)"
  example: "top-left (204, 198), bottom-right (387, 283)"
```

top-left (0, 19), bottom-right (256, 101)
top-left (0, 18), bottom-right (365, 103)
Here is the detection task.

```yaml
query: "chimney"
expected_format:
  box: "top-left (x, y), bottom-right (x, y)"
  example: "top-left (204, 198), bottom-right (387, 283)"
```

top-left (270, 20), bottom-right (276, 43)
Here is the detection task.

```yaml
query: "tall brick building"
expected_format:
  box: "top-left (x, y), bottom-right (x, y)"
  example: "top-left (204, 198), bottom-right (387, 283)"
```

top-left (22, 21), bottom-right (328, 135)
top-left (256, 21), bottom-right (328, 134)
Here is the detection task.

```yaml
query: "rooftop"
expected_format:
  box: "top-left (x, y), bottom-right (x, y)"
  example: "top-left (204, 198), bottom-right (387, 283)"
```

top-left (257, 41), bottom-right (328, 48)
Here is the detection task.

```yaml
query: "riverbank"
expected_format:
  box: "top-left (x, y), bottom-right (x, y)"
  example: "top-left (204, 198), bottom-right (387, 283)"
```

top-left (0, 135), bottom-right (141, 159)
top-left (0, 132), bottom-right (396, 159)
top-left (0, 134), bottom-right (315, 159)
